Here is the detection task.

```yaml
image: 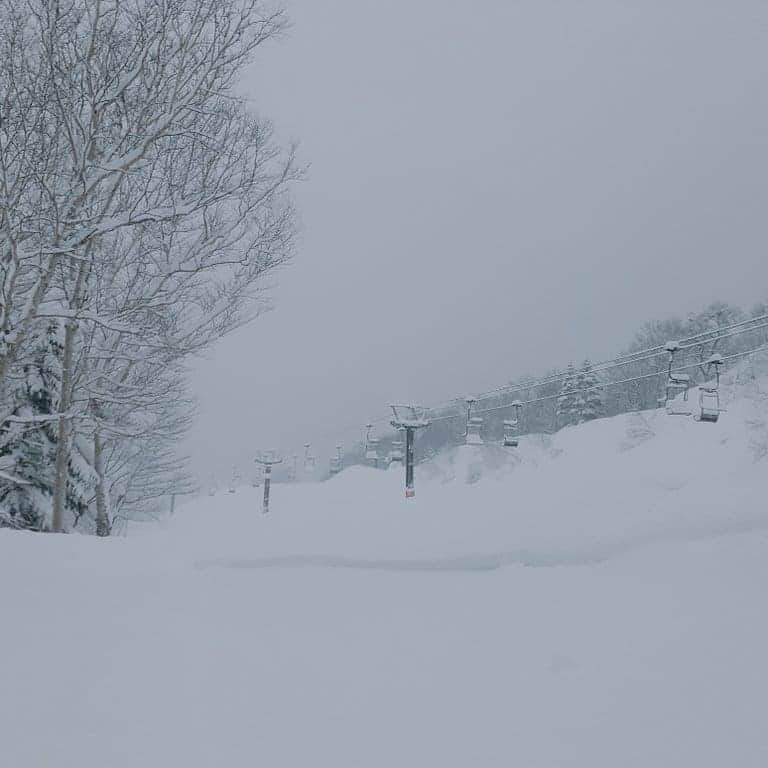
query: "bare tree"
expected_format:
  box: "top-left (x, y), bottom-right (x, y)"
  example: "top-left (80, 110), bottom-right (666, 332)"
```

top-left (0, 1), bottom-right (299, 532)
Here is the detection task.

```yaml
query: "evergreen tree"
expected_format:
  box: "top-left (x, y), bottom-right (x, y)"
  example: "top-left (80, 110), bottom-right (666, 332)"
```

top-left (573, 359), bottom-right (604, 423)
top-left (556, 362), bottom-right (581, 427)
top-left (0, 323), bottom-right (61, 529)
top-left (0, 322), bottom-right (95, 530)
top-left (556, 360), bottom-right (604, 428)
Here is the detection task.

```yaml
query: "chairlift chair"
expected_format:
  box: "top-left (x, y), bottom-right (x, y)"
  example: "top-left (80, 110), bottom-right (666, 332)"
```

top-left (666, 373), bottom-right (694, 416)
top-left (365, 437), bottom-right (380, 465)
top-left (329, 445), bottom-right (344, 475)
top-left (388, 436), bottom-right (405, 465)
top-left (466, 416), bottom-right (484, 445)
top-left (502, 421), bottom-right (518, 448)
top-left (694, 354), bottom-right (725, 423)
top-left (662, 340), bottom-right (694, 415)
top-left (695, 387), bottom-right (720, 423)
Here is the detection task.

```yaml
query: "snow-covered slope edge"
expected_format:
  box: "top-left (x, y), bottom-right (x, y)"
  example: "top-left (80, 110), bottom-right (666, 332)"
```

top-left (166, 364), bottom-right (768, 570)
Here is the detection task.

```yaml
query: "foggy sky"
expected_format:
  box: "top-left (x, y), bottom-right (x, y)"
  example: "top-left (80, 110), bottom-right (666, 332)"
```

top-left (187, 0), bottom-right (768, 480)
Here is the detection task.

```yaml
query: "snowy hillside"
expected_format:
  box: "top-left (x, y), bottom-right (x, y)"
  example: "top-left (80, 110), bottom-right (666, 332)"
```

top-left (2, 366), bottom-right (768, 767)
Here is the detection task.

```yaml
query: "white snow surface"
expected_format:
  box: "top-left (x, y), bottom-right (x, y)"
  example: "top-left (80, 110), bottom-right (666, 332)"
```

top-left (3, 372), bottom-right (768, 767)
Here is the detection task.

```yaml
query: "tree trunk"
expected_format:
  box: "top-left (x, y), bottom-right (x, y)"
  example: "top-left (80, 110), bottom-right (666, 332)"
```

top-left (51, 318), bottom-right (77, 533)
top-left (93, 426), bottom-right (110, 537)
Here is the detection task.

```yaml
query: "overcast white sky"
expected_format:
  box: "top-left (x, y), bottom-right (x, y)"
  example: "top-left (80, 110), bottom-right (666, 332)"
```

top-left (187, 0), bottom-right (768, 479)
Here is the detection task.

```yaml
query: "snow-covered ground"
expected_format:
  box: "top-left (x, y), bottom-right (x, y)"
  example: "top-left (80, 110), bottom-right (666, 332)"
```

top-left (3, 369), bottom-right (768, 767)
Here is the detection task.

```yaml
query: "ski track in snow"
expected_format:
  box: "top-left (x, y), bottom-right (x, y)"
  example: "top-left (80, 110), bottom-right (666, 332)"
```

top-left (193, 512), bottom-right (768, 574)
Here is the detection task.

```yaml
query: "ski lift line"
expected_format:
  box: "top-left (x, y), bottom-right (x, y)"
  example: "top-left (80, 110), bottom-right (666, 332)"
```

top-left (470, 316), bottom-right (768, 402)
top-left (295, 323), bottom-right (768, 452)
top-left (469, 313), bottom-right (768, 402)
top-left (284, 315), bottom-right (768, 454)
top-left (473, 343), bottom-right (768, 416)
top-left (423, 315), bottom-right (768, 414)
top-left (425, 342), bottom-right (768, 423)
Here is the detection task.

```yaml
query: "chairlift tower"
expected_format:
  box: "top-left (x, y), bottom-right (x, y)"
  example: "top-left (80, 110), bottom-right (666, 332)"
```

top-left (389, 404), bottom-right (430, 499)
top-left (287, 454), bottom-right (298, 482)
top-left (302, 443), bottom-right (316, 477)
top-left (465, 397), bottom-right (476, 437)
top-left (254, 451), bottom-right (283, 514)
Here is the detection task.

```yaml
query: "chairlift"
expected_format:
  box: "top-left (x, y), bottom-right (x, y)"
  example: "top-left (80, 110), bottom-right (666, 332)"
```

top-left (663, 340), bottom-right (693, 415)
top-left (388, 434), bottom-right (405, 465)
top-left (366, 437), bottom-right (380, 466)
top-left (694, 354), bottom-right (725, 424)
top-left (503, 421), bottom-right (518, 448)
top-left (466, 416), bottom-right (484, 445)
top-left (329, 445), bottom-right (344, 475)
top-left (695, 387), bottom-right (720, 423)
top-left (464, 398), bottom-right (484, 445)
top-left (364, 423), bottom-right (380, 467)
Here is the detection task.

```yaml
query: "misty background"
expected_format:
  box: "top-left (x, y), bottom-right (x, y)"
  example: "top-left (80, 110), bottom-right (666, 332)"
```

top-left (187, 0), bottom-right (768, 478)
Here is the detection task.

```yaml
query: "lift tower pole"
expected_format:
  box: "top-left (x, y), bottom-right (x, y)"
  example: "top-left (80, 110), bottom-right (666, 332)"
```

top-left (254, 451), bottom-right (283, 514)
top-left (389, 405), bottom-right (430, 499)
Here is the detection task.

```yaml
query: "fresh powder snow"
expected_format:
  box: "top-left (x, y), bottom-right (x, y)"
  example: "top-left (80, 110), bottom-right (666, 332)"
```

top-left (2, 370), bottom-right (768, 767)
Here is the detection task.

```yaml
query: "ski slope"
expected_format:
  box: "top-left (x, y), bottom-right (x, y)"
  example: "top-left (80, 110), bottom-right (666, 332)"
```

top-left (2, 367), bottom-right (768, 767)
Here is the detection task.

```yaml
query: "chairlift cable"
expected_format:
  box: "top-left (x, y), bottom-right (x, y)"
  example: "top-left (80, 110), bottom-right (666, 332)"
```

top-left (426, 341), bottom-right (768, 423)
top-left (464, 314), bottom-right (768, 403)
top-left (424, 315), bottom-right (768, 415)
top-left (293, 315), bottom-right (768, 452)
